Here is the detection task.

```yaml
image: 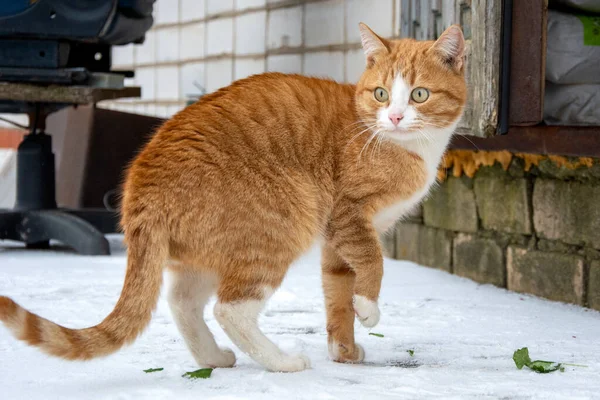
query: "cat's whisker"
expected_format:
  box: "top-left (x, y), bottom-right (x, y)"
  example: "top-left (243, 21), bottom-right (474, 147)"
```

top-left (346, 123), bottom-right (378, 148)
top-left (358, 129), bottom-right (379, 165)
top-left (453, 132), bottom-right (481, 150)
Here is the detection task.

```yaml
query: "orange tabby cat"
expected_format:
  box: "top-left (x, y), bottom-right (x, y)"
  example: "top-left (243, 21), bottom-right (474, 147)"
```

top-left (0, 23), bottom-right (467, 372)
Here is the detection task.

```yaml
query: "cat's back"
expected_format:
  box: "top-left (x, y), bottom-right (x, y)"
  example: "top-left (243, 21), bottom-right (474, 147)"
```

top-left (176, 73), bottom-right (355, 133)
top-left (139, 73), bottom-right (355, 174)
top-left (124, 73), bottom-right (351, 218)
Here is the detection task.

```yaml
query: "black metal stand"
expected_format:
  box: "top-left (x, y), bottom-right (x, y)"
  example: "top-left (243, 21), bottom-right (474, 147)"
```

top-left (0, 107), bottom-right (119, 255)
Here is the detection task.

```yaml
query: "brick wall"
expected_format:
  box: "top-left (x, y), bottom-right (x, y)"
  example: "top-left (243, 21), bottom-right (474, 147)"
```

top-left (102, 0), bottom-right (400, 118)
top-left (389, 151), bottom-right (600, 311)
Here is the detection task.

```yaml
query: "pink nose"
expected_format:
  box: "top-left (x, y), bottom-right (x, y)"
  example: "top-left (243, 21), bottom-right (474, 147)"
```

top-left (389, 112), bottom-right (404, 126)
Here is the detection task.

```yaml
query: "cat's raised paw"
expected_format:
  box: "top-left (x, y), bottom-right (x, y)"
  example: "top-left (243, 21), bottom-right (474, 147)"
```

top-left (353, 295), bottom-right (380, 328)
top-left (267, 353), bottom-right (311, 373)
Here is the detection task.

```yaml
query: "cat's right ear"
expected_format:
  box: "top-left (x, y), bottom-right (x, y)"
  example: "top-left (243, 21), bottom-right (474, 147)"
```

top-left (359, 23), bottom-right (390, 67)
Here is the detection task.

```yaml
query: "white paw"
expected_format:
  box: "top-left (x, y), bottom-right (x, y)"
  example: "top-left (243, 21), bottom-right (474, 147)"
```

top-left (353, 295), bottom-right (380, 328)
top-left (205, 347), bottom-right (236, 368)
top-left (328, 341), bottom-right (365, 363)
top-left (267, 353), bottom-right (311, 373)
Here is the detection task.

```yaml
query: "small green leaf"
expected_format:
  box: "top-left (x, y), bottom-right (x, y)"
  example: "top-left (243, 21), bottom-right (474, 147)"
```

top-left (407, 349), bottom-right (415, 357)
top-left (560, 367), bottom-right (565, 373)
top-left (143, 367), bottom-right (164, 373)
top-left (513, 347), bottom-right (532, 370)
top-left (528, 360), bottom-right (563, 374)
top-left (182, 368), bottom-right (213, 379)
top-left (369, 333), bottom-right (384, 338)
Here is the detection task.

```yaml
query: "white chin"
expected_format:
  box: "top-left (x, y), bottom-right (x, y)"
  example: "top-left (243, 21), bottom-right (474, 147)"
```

top-left (384, 131), bottom-right (423, 142)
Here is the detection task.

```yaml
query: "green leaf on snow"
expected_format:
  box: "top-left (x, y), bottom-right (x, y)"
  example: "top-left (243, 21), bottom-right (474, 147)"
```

top-left (182, 368), bottom-right (213, 379)
top-left (513, 347), bottom-right (532, 370)
top-left (369, 332), bottom-right (384, 338)
top-left (407, 350), bottom-right (415, 357)
top-left (513, 347), bottom-right (587, 374)
top-left (143, 368), bottom-right (164, 373)
top-left (528, 360), bottom-right (563, 374)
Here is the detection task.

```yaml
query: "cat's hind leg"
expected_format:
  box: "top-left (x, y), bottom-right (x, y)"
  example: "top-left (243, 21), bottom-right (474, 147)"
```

top-left (214, 271), bottom-right (310, 372)
top-left (167, 268), bottom-right (236, 368)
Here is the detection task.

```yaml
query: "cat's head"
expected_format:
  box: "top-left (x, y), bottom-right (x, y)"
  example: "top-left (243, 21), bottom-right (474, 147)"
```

top-left (355, 23), bottom-right (467, 143)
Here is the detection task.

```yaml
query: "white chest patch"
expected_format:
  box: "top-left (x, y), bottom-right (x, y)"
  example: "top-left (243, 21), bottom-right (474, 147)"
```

top-left (372, 179), bottom-right (433, 234)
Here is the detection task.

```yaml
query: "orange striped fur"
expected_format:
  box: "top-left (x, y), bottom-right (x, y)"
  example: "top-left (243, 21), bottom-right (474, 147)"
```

top-left (0, 24), bottom-right (466, 370)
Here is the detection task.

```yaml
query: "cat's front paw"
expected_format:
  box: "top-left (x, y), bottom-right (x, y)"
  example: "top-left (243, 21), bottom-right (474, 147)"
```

top-left (267, 353), bottom-right (311, 373)
top-left (328, 340), bottom-right (365, 363)
top-left (353, 295), bottom-right (380, 328)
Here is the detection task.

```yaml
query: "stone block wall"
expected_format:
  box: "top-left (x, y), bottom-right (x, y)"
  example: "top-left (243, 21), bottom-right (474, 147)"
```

top-left (388, 151), bottom-right (600, 311)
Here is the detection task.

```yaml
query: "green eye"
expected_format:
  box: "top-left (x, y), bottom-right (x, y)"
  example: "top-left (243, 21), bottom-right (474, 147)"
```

top-left (411, 87), bottom-right (430, 103)
top-left (374, 87), bottom-right (389, 102)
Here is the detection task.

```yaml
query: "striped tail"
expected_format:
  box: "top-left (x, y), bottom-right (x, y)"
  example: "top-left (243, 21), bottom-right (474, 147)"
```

top-left (0, 230), bottom-right (167, 360)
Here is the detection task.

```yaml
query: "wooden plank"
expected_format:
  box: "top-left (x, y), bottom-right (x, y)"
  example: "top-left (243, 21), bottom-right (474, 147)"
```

top-left (508, 0), bottom-right (546, 126)
top-left (450, 126), bottom-right (600, 157)
top-left (468, 0), bottom-right (502, 137)
top-left (0, 82), bottom-right (140, 104)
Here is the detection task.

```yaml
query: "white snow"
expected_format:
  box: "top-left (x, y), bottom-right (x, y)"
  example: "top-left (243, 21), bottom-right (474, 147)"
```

top-left (1, 236), bottom-right (599, 400)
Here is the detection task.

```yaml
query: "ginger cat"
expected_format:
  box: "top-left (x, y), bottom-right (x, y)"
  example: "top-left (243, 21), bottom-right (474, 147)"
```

top-left (0, 23), bottom-right (467, 372)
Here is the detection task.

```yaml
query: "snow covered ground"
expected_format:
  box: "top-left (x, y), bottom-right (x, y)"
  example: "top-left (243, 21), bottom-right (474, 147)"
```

top-left (1, 236), bottom-right (599, 400)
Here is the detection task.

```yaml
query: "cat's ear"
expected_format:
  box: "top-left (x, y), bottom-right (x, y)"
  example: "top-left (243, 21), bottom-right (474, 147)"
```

top-left (430, 25), bottom-right (465, 72)
top-left (359, 23), bottom-right (390, 67)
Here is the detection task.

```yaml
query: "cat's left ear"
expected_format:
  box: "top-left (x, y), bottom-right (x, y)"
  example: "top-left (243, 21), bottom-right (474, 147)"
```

top-left (430, 25), bottom-right (465, 72)
top-left (359, 23), bottom-right (390, 67)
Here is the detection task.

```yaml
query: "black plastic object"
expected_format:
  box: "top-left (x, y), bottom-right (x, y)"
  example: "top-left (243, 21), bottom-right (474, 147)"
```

top-left (0, 0), bottom-right (155, 46)
top-left (15, 132), bottom-right (57, 210)
top-left (0, 125), bottom-right (119, 255)
top-left (0, 39), bottom-right (70, 68)
top-left (0, 209), bottom-right (115, 255)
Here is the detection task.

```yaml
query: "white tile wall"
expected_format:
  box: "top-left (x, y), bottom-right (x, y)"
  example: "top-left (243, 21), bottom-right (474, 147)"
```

top-left (180, 22), bottom-right (205, 60)
top-left (180, 0), bottom-right (205, 22)
top-left (346, 0), bottom-right (394, 42)
top-left (236, 0), bottom-right (266, 10)
top-left (304, 0), bottom-right (344, 47)
top-left (156, 66), bottom-right (181, 100)
top-left (207, 0), bottom-right (234, 16)
top-left (156, 27), bottom-right (180, 62)
top-left (235, 11), bottom-right (267, 55)
top-left (0, 114), bottom-right (27, 129)
top-left (146, 104), bottom-right (157, 116)
top-left (135, 30), bottom-right (156, 65)
top-left (135, 67), bottom-right (156, 100)
top-left (267, 54), bottom-right (302, 74)
top-left (155, 0), bottom-right (180, 25)
top-left (180, 62), bottom-right (206, 97)
top-left (206, 18), bottom-right (234, 55)
top-left (267, 6), bottom-right (303, 49)
top-left (111, 44), bottom-right (134, 68)
top-left (303, 51), bottom-right (344, 82)
top-left (168, 105), bottom-right (184, 117)
top-left (234, 58), bottom-right (265, 80)
top-left (123, 1), bottom-right (395, 119)
top-left (205, 58), bottom-right (233, 92)
top-left (156, 105), bottom-right (170, 118)
top-left (345, 48), bottom-right (366, 83)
